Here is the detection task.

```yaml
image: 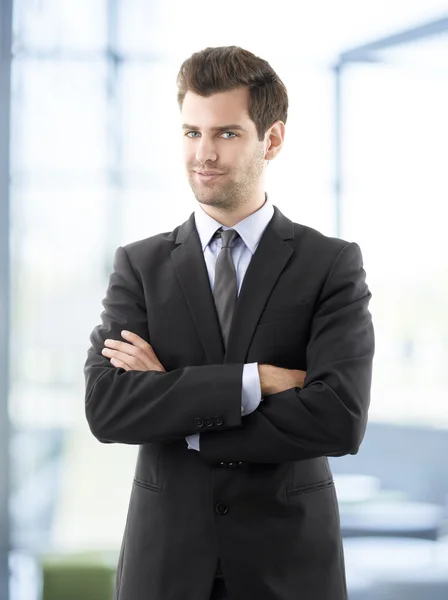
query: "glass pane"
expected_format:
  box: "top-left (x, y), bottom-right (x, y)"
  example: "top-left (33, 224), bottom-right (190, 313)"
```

top-left (116, 0), bottom-right (166, 55)
top-left (341, 44), bottom-right (448, 427)
top-left (119, 183), bottom-right (195, 244)
top-left (7, 175), bottom-right (151, 564)
top-left (268, 64), bottom-right (336, 234)
top-left (120, 62), bottom-right (182, 175)
top-left (12, 0), bottom-right (108, 53)
top-left (10, 59), bottom-right (108, 175)
top-left (9, 182), bottom-right (138, 556)
top-left (9, 184), bottom-right (110, 429)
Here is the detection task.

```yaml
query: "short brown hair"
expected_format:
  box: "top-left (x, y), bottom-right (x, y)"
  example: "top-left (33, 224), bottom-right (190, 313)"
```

top-left (177, 46), bottom-right (288, 141)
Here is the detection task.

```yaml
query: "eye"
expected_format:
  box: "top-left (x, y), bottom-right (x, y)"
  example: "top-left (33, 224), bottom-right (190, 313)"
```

top-left (184, 131), bottom-right (238, 139)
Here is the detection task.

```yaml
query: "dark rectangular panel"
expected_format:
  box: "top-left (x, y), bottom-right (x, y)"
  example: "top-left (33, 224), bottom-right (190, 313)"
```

top-left (0, 0), bottom-right (13, 599)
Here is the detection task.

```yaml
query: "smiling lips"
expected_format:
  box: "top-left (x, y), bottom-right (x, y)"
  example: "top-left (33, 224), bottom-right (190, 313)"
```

top-left (195, 171), bottom-right (224, 182)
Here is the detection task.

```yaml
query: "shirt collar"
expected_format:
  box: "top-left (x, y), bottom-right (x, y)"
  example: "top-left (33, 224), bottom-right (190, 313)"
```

top-left (194, 193), bottom-right (275, 255)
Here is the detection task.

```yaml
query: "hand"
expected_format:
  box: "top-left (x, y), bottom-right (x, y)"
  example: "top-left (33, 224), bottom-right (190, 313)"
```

top-left (101, 330), bottom-right (166, 372)
top-left (258, 364), bottom-right (306, 396)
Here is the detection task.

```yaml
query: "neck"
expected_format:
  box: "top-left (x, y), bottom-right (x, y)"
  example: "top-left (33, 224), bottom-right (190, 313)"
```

top-left (200, 191), bottom-right (267, 227)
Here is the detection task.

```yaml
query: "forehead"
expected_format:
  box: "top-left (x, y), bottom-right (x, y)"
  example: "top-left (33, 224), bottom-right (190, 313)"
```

top-left (181, 88), bottom-right (254, 129)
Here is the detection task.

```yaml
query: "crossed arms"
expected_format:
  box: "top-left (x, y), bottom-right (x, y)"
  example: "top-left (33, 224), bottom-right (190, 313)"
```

top-left (84, 242), bottom-right (374, 463)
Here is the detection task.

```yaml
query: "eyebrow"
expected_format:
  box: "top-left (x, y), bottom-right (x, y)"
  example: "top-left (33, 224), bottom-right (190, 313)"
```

top-left (182, 123), bottom-right (247, 132)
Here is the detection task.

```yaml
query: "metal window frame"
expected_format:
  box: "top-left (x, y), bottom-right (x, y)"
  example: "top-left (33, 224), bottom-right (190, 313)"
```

top-left (333, 16), bottom-right (448, 236)
top-left (0, 0), bottom-right (13, 598)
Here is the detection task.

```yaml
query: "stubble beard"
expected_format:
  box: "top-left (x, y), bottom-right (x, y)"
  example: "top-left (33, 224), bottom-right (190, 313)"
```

top-left (188, 145), bottom-right (265, 213)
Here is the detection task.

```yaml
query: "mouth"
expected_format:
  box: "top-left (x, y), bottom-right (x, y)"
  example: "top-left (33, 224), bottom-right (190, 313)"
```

top-left (194, 171), bottom-right (224, 183)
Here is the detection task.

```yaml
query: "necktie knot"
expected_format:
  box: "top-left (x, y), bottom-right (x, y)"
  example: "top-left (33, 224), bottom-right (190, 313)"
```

top-left (214, 228), bottom-right (239, 248)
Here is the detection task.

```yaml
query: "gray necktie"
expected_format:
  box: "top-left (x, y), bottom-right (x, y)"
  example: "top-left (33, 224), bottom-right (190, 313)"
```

top-left (213, 228), bottom-right (239, 348)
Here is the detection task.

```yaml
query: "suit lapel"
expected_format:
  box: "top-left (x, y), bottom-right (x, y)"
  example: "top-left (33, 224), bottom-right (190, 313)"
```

top-left (225, 206), bottom-right (295, 363)
top-left (171, 213), bottom-right (225, 364)
top-left (171, 205), bottom-right (296, 365)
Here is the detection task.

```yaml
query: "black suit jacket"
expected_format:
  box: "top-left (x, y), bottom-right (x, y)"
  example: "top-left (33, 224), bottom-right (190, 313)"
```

top-left (84, 205), bottom-right (374, 600)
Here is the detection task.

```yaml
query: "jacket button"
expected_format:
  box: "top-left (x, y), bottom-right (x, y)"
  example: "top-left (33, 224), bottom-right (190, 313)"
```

top-left (228, 462), bottom-right (237, 468)
top-left (215, 416), bottom-right (224, 426)
top-left (195, 418), bottom-right (204, 428)
top-left (215, 502), bottom-right (228, 515)
top-left (237, 462), bottom-right (244, 467)
top-left (205, 417), bottom-right (214, 427)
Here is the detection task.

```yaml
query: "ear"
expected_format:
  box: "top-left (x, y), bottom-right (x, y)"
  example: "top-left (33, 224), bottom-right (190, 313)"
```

top-left (265, 121), bottom-right (285, 161)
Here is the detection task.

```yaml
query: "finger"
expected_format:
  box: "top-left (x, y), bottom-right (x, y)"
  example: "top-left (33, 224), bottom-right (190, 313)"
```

top-left (103, 339), bottom-right (159, 371)
top-left (121, 330), bottom-right (148, 348)
top-left (121, 330), bottom-right (165, 371)
top-left (109, 356), bottom-right (132, 371)
top-left (106, 350), bottom-right (149, 371)
top-left (109, 349), bottom-right (164, 372)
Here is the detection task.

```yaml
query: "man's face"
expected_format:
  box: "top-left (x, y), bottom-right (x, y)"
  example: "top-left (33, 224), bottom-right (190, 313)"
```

top-left (181, 87), bottom-right (267, 211)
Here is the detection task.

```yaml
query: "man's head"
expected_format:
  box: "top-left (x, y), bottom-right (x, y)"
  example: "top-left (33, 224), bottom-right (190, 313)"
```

top-left (177, 46), bottom-right (288, 218)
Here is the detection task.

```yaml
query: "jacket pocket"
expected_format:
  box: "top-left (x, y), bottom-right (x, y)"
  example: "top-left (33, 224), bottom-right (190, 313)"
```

top-left (133, 444), bottom-right (162, 490)
top-left (286, 477), bottom-right (334, 496)
top-left (133, 477), bottom-right (163, 493)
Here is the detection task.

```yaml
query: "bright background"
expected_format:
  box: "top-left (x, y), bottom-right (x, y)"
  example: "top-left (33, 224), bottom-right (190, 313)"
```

top-left (1, 1), bottom-right (448, 599)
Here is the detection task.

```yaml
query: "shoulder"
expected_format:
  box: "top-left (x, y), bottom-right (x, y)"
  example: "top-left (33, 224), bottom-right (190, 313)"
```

top-left (286, 218), bottom-right (364, 274)
top-left (120, 219), bottom-right (187, 265)
top-left (289, 218), bottom-right (357, 260)
top-left (273, 205), bottom-right (353, 259)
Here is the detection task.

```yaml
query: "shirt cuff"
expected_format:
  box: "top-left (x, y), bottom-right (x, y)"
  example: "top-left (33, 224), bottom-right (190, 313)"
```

top-left (186, 433), bottom-right (200, 451)
top-left (241, 362), bottom-right (262, 416)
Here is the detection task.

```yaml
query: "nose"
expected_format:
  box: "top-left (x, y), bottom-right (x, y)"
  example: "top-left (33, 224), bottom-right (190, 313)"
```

top-left (195, 136), bottom-right (218, 165)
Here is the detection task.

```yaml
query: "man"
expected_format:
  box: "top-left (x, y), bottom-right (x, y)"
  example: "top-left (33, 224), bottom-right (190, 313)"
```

top-left (84, 45), bottom-right (374, 600)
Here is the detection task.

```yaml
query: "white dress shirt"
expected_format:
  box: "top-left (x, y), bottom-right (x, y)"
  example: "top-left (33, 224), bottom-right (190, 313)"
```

top-left (185, 194), bottom-right (275, 451)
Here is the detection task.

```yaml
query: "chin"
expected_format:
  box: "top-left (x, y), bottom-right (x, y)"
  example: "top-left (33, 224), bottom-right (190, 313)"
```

top-left (189, 184), bottom-right (216, 204)
top-left (189, 179), bottom-right (236, 209)
top-left (196, 195), bottom-right (224, 208)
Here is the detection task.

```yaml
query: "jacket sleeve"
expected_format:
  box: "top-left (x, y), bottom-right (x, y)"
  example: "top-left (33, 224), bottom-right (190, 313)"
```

top-left (84, 245), bottom-right (243, 445)
top-left (199, 242), bottom-right (375, 464)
